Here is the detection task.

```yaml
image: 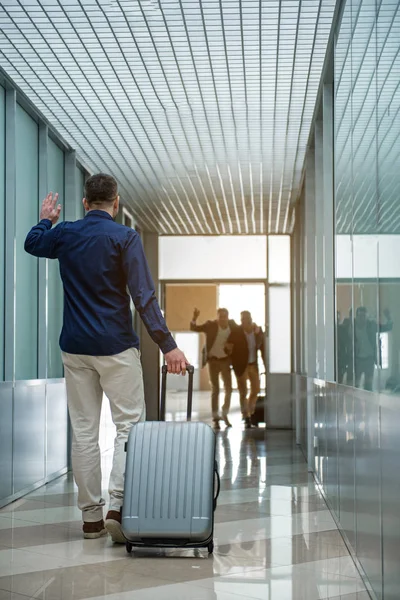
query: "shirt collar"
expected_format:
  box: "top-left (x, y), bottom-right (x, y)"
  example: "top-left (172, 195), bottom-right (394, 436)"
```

top-left (85, 210), bottom-right (114, 221)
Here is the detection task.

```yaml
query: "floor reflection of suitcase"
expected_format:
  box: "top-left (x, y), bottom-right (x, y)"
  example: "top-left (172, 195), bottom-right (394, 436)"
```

top-left (122, 365), bottom-right (220, 555)
top-left (251, 372), bottom-right (267, 427)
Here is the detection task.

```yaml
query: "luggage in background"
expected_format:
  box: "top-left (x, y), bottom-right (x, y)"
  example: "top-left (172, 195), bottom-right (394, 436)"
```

top-left (122, 365), bottom-right (220, 555)
top-left (251, 372), bottom-right (267, 427)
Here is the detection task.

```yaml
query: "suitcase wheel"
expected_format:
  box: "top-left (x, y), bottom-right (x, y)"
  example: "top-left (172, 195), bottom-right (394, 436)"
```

top-left (207, 541), bottom-right (214, 554)
top-left (126, 542), bottom-right (133, 554)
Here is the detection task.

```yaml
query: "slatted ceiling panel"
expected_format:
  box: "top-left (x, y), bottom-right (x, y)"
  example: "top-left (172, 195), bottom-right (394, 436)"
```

top-left (0, 0), bottom-right (335, 235)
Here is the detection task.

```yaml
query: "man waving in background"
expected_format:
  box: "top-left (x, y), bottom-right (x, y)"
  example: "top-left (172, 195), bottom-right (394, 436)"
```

top-left (190, 307), bottom-right (237, 429)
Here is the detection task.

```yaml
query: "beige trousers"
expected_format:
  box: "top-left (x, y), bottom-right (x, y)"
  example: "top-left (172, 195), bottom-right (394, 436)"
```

top-left (208, 357), bottom-right (232, 419)
top-left (237, 364), bottom-right (260, 418)
top-left (62, 348), bottom-right (146, 523)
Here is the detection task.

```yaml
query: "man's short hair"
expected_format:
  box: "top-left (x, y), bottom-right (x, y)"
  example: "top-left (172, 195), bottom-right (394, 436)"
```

top-left (85, 173), bottom-right (118, 207)
top-left (217, 308), bottom-right (229, 316)
top-left (241, 310), bottom-right (251, 318)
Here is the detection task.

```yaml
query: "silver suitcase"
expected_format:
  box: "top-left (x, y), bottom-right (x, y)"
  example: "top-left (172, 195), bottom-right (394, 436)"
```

top-left (122, 365), bottom-right (220, 554)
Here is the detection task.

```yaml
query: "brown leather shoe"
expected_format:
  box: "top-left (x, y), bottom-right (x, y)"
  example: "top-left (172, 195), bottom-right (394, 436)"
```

top-left (105, 509), bottom-right (126, 544)
top-left (222, 414), bottom-right (232, 428)
top-left (83, 519), bottom-right (107, 539)
top-left (212, 418), bottom-right (221, 431)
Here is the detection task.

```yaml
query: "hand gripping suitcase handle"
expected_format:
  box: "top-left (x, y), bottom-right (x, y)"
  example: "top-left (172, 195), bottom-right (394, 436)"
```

top-left (160, 364), bottom-right (195, 422)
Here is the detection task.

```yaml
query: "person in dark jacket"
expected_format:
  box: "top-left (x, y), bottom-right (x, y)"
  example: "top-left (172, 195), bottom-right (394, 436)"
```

top-left (225, 311), bottom-right (266, 429)
top-left (24, 175), bottom-right (187, 544)
top-left (190, 308), bottom-right (237, 429)
top-left (352, 306), bottom-right (393, 391)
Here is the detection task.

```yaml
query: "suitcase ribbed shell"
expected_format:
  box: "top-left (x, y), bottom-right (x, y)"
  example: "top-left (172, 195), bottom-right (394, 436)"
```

top-left (122, 421), bottom-right (215, 544)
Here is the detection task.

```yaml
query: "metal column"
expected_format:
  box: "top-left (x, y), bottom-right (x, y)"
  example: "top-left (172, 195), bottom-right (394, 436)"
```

top-left (305, 146), bottom-right (316, 471)
top-left (315, 118), bottom-right (325, 380)
top-left (63, 149), bottom-right (77, 470)
top-left (64, 150), bottom-right (77, 222)
top-left (293, 214), bottom-right (302, 445)
top-left (305, 147), bottom-right (317, 378)
top-left (4, 88), bottom-right (16, 383)
top-left (323, 83), bottom-right (335, 382)
top-left (140, 232), bottom-right (161, 421)
top-left (38, 123), bottom-right (48, 380)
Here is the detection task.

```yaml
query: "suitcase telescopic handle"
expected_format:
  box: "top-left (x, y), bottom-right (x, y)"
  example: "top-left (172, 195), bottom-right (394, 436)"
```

top-left (160, 364), bottom-right (195, 422)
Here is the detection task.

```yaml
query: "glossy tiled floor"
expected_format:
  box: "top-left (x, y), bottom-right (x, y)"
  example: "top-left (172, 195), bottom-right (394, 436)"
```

top-left (0, 392), bottom-right (369, 600)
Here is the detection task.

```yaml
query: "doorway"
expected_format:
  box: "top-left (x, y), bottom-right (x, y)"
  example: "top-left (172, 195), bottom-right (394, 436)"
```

top-left (163, 281), bottom-right (266, 392)
top-left (218, 283), bottom-right (266, 330)
top-left (218, 283), bottom-right (266, 389)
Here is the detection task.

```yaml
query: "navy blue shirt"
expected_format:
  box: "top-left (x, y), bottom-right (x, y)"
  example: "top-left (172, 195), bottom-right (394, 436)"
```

top-left (24, 210), bottom-right (177, 357)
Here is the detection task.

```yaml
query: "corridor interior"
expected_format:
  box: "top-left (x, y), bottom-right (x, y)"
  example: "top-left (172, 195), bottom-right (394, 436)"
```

top-left (0, 392), bottom-right (368, 600)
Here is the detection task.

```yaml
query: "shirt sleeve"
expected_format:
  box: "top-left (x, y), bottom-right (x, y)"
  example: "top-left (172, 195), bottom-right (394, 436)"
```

top-left (24, 219), bottom-right (62, 259)
top-left (190, 320), bottom-right (209, 333)
top-left (122, 231), bottom-right (177, 354)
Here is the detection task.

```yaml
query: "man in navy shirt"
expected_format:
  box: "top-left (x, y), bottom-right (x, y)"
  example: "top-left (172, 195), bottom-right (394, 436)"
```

top-left (25, 173), bottom-right (187, 543)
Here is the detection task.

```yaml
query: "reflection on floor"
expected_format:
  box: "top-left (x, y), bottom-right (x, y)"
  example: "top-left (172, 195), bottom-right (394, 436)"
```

top-left (0, 392), bottom-right (369, 600)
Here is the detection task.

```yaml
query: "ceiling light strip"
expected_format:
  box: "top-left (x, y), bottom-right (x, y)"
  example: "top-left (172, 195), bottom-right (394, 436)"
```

top-left (205, 164), bottom-right (226, 234)
top-left (275, 0), bottom-right (302, 234)
top-left (227, 164), bottom-right (242, 235)
top-left (268, 0), bottom-right (282, 234)
top-left (194, 165), bottom-right (221, 234)
top-left (238, 161), bottom-right (249, 235)
top-left (216, 164), bottom-right (233, 235)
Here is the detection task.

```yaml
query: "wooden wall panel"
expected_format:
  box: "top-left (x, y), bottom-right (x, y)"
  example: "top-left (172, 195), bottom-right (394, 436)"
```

top-left (165, 284), bottom-right (218, 391)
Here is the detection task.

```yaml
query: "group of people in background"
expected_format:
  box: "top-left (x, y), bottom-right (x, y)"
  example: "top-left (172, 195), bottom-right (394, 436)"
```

top-left (190, 308), bottom-right (265, 429)
top-left (337, 306), bottom-right (393, 391)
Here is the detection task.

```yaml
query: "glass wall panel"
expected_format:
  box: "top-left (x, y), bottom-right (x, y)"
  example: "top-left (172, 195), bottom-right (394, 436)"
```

top-left (0, 86), bottom-right (5, 381)
top-left (335, 0), bottom-right (399, 395)
top-left (268, 236), bottom-right (291, 373)
top-left (268, 236), bottom-right (290, 283)
top-left (269, 286), bottom-right (291, 373)
top-left (47, 139), bottom-right (64, 378)
top-left (377, 1), bottom-right (400, 394)
top-left (352, 0), bottom-right (379, 392)
top-left (159, 236), bottom-right (267, 280)
top-left (15, 105), bottom-right (39, 381)
top-left (335, 0), bottom-right (380, 392)
top-left (335, 0), bottom-right (353, 386)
